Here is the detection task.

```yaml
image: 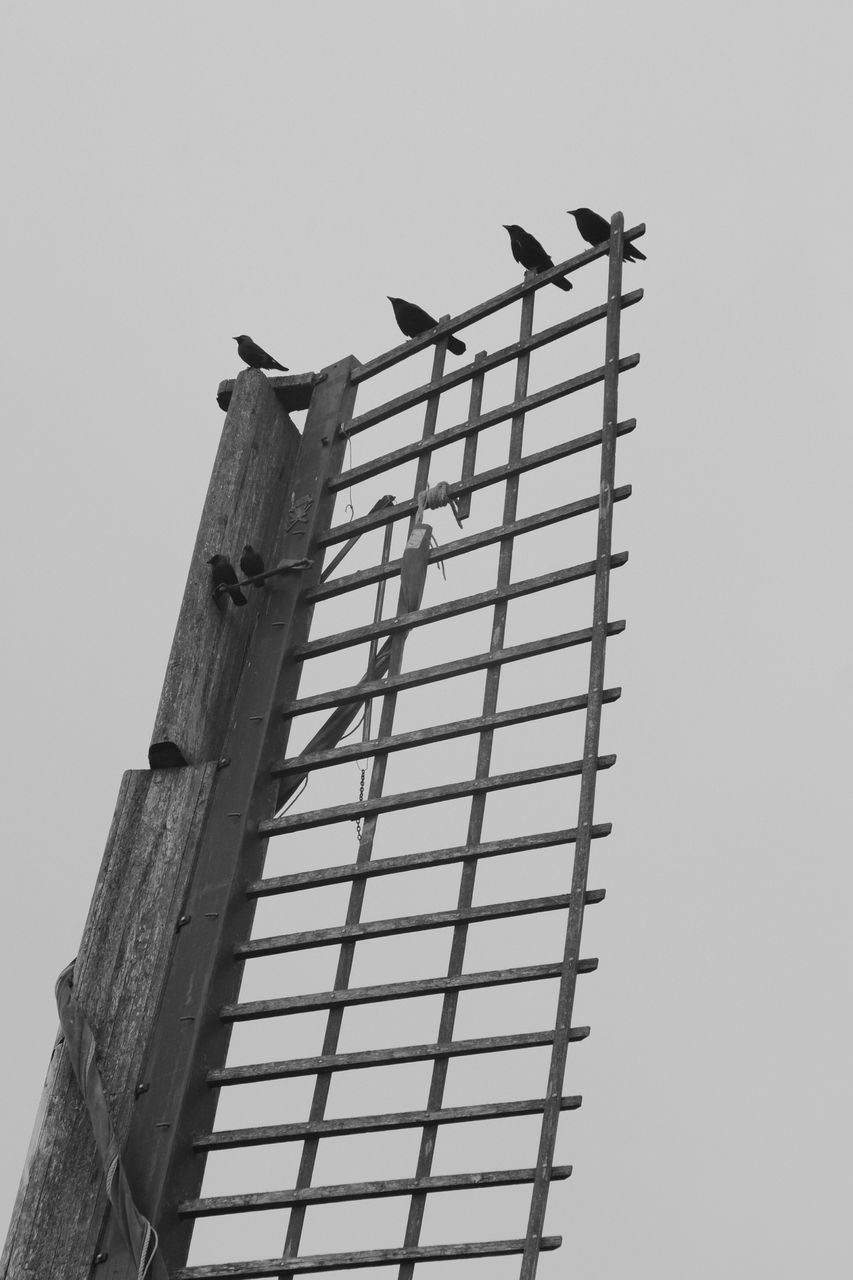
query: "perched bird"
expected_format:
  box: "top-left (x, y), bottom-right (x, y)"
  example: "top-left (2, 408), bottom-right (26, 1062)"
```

top-left (207, 554), bottom-right (247, 606)
top-left (567, 208), bottom-right (647, 262)
top-left (387, 297), bottom-right (466, 356)
top-left (503, 224), bottom-right (572, 290)
top-left (233, 335), bottom-right (289, 371)
top-left (240, 544), bottom-right (265, 586)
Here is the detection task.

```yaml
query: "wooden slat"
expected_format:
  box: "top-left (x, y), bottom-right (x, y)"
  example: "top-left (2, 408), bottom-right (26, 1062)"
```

top-left (194, 1096), bottom-right (582, 1151)
top-left (331, 354), bottom-right (640, 490)
top-left (294, 553), bottom-right (628, 661)
top-left (237, 891), bottom-right (604, 960)
top-left (349, 221), bottom-right (646, 383)
top-left (283, 622), bottom-right (625, 719)
top-left (260, 755), bottom-right (616, 836)
top-left (171, 1236), bottom-right (563, 1279)
top-left (273, 689), bottom-right (620, 776)
top-left (344, 290), bottom-right (642, 437)
top-left (181, 1165), bottom-right (572, 1216)
top-left (223, 958), bottom-right (598, 1019)
top-left (521, 211), bottom-right (628, 1279)
top-left (208, 1028), bottom-right (589, 1086)
top-left (308, 486), bottom-right (631, 604)
top-left (248, 824), bottom-right (611, 897)
top-left (317, 419), bottom-right (636, 549)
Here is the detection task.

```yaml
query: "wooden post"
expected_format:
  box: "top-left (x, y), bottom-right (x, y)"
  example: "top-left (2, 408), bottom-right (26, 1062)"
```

top-left (2, 368), bottom-right (307, 1278)
top-left (0, 765), bottom-right (216, 1280)
top-left (149, 368), bottom-right (301, 767)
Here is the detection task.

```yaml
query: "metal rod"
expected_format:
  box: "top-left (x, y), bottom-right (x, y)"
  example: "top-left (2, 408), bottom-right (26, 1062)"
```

top-left (520, 211), bottom-right (627, 1280)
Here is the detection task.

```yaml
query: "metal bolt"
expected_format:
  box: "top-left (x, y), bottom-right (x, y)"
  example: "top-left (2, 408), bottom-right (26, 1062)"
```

top-left (134, 1083), bottom-right (149, 1098)
top-left (93, 1253), bottom-right (108, 1266)
top-left (176, 915), bottom-right (191, 931)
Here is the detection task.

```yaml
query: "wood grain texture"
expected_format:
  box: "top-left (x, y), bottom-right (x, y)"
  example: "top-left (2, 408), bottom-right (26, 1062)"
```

top-left (0, 764), bottom-right (216, 1280)
top-left (150, 368), bottom-right (301, 766)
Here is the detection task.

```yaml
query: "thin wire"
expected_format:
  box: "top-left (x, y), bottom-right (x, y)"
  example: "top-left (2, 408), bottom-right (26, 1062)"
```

top-left (345, 434), bottom-right (355, 521)
top-left (275, 776), bottom-right (308, 818)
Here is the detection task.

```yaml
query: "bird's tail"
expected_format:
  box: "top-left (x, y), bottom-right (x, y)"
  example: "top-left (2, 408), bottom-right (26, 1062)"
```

top-left (447, 335), bottom-right (466, 356)
top-left (624, 244), bottom-right (647, 262)
top-left (271, 360), bottom-right (290, 372)
top-left (229, 587), bottom-right (248, 606)
top-left (552, 276), bottom-right (573, 291)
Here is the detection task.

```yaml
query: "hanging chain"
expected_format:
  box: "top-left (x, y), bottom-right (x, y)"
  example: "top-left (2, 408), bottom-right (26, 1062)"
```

top-left (355, 765), bottom-right (366, 842)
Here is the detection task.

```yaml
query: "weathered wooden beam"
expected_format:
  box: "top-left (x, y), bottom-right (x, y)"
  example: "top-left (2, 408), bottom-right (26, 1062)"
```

top-left (216, 370), bottom-right (320, 413)
top-left (317, 418), bottom-right (637, 548)
top-left (332, 354), bottom-right (640, 488)
top-left (150, 368), bottom-right (301, 767)
top-left (209, 1027), bottom-right (589, 1087)
top-left (309, 486), bottom-right (631, 604)
top-left (194, 1095), bottom-right (582, 1151)
top-left (284, 621), bottom-right (626, 719)
top-left (0, 765), bottom-right (217, 1280)
top-left (172, 1236), bottom-right (563, 1279)
top-left (294, 553), bottom-right (628, 662)
top-left (224, 958), bottom-right (598, 1020)
top-left (248, 823), bottom-right (612, 896)
top-left (238, 889), bottom-right (605, 959)
top-left (350, 220), bottom-right (646, 383)
top-left (344, 290), bottom-right (643, 436)
top-left (261, 755), bottom-right (615, 837)
top-left (181, 1164), bottom-right (572, 1216)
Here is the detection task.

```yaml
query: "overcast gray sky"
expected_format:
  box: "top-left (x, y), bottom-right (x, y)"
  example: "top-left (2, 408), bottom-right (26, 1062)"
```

top-left (1, 2), bottom-right (851, 1276)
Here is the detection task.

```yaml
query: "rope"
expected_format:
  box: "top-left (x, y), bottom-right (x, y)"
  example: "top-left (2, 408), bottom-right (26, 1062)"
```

top-left (416, 481), bottom-right (464, 528)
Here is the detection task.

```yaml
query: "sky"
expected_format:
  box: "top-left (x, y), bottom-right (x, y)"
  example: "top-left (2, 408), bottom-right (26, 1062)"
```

top-left (1, 1), bottom-right (851, 1276)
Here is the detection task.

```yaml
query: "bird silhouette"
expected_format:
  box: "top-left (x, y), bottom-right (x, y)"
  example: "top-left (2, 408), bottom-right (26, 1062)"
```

top-left (387, 297), bottom-right (466, 356)
top-left (208, 554), bottom-right (247, 606)
top-left (503, 224), bottom-right (572, 290)
top-left (567, 208), bottom-right (647, 262)
top-left (240, 544), bottom-right (265, 586)
top-left (233, 335), bottom-right (289, 371)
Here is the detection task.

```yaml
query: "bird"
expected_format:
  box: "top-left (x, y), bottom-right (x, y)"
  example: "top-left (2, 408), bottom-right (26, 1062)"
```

top-left (503, 225), bottom-right (572, 290)
top-left (233, 335), bottom-right (289, 371)
top-left (207, 554), bottom-right (247, 605)
top-left (387, 297), bottom-right (466, 356)
top-left (240, 544), bottom-right (265, 586)
top-left (567, 208), bottom-right (647, 262)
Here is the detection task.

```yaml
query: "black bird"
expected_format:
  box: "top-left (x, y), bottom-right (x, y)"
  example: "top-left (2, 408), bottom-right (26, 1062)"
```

top-left (387, 297), bottom-right (466, 356)
top-left (240, 544), bottom-right (265, 586)
top-left (503, 224), bottom-right (572, 290)
top-left (233, 335), bottom-right (289, 371)
top-left (207, 554), bottom-right (247, 606)
top-left (567, 208), bottom-right (647, 262)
